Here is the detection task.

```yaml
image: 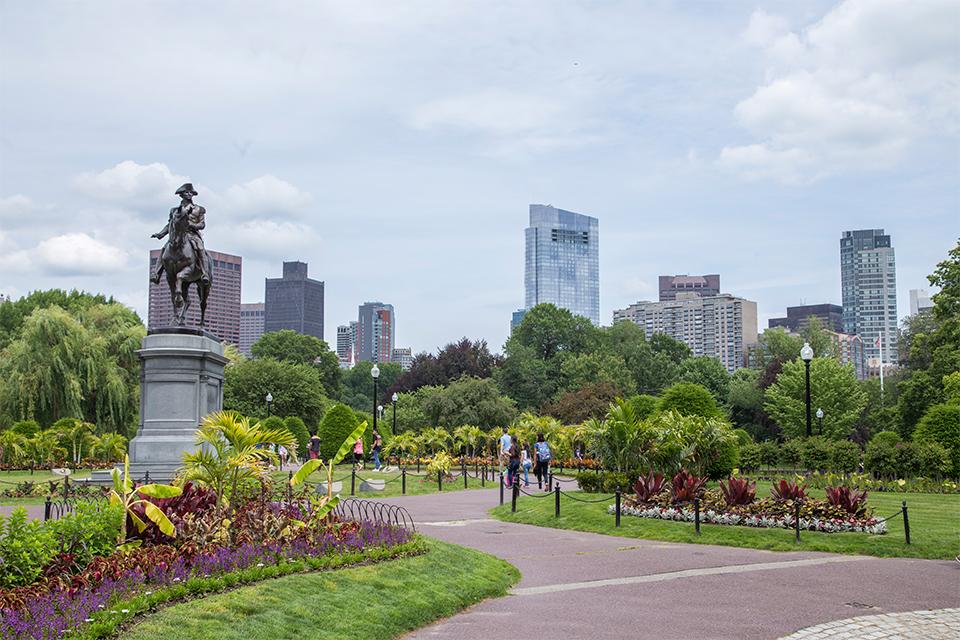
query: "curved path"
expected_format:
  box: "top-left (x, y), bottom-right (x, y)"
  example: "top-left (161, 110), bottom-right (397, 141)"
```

top-left (382, 488), bottom-right (959, 639)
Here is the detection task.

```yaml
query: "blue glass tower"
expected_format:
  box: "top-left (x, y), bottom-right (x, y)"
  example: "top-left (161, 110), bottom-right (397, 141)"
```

top-left (524, 204), bottom-right (599, 325)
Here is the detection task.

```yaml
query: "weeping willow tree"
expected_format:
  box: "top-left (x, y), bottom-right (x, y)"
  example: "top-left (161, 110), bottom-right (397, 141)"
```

top-left (0, 304), bottom-right (144, 434)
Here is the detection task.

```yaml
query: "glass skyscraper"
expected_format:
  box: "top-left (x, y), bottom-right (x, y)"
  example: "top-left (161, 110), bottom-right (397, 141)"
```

top-left (524, 204), bottom-right (600, 325)
top-left (840, 229), bottom-right (898, 365)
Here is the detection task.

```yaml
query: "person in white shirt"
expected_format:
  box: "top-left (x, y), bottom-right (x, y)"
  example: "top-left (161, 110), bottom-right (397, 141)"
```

top-left (499, 426), bottom-right (512, 476)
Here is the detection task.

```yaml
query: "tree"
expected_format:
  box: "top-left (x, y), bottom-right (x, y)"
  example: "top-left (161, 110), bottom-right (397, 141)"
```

top-left (752, 328), bottom-right (803, 369)
top-left (913, 403), bottom-right (960, 477)
top-left (928, 238), bottom-right (960, 320)
top-left (419, 377), bottom-right (517, 429)
top-left (658, 382), bottom-right (724, 420)
top-left (557, 351), bottom-right (635, 397)
top-left (251, 330), bottom-right (341, 397)
top-left (224, 358), bottom-right (330, 427)
top-left (602, 321), bottom-right (681, 393)
top-left (340, 360), bottom-right (403, 412)
top-left (649, 333), bottom-right (691, 364)
top-left (388, 338), bottom-right (501, 395)
top-left (764, 357), bottom-right (867, 440)
top-left (627, 394), bottom-right (660, 420)
top-left (283, 416), bottom-right (311, 458)
top-left (0, 289), bottom-right (120, 350)
top-left (511, 304), bottom-right (600, 360)
top-left (494, 343), bottom-right (555, 410)
top-left (678, 357), bottom-right (730, 401)
top-left (317, 403), bottom-right (360, 461)
top-left (542, 381), bottom-right (623, 424)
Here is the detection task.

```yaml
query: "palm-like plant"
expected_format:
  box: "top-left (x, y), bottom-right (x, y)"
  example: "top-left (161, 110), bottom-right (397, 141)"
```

top-left (0, 431), bottom-right (26, 466)
top-left (453, 425), bottom-right (484, 457)
top-left (291, 419), bottom-right (367, 518)
top-left (383, 431), bottom-right (419, 459)
top-left (89, 432), bottom-right (128, 463)
top-left (586, 399), bottom-right (654, 473)
top-left (58, 420), bottom-right (96, 466)
top-left (418, 427), bottom-right (451, 454)
top-left (180, 410), bottom-right (296, 503)
top-left (26, 430), bottom-right (66, 468)
top-left (111, 455), bottom-right (182, 544)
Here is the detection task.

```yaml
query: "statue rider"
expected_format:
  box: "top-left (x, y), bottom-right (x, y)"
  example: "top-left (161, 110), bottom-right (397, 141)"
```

top-left (150, 183), bottom-right (211, 285)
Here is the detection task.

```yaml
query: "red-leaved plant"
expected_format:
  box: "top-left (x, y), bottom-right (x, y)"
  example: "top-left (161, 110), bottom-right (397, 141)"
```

top-left (824, 486), bottom-right (869, 516)
top-left (670, 469), bottom-right (707, 504)
top-left (633, 471), bottom-right (667, 503)
top-left (719, 477), bottom-right (756, 506)
top-left (770, 479), bottom-right (807, 502)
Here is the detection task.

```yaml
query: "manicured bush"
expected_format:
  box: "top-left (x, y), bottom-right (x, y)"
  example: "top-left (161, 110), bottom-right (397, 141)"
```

top-left (627, 394), bottom-right (660, 419)
top-left (283, 416), bottom-right (311, 458)
top-left (738, 443), bottom-right (762, 472)
top-left (576, 471), bottom-right (635, 493)
top-left (831, 440), bottom-right (862, 473)
top-left (658, 382), bottom-right (724, 419)
top-left (800, 437), bottom-right (833, 471)
top-left (917, 442), bottom-right (952, 478)
top-left (780, 439), bottom-right (804, 467)
top-left (705, 437), bottom-right (739, 480)
top-left (758, 441), bottom-right (780, 467)
top-left (864, 441), bottom-right (898, 478)
top-left (913, 403), bottom-right (960, 477)
top-left (894, 442), bottom-right (921, 478)
top-left (318, 404), bottom-right (361, 461)
top-left (871, 430), bottom-right (901, 448)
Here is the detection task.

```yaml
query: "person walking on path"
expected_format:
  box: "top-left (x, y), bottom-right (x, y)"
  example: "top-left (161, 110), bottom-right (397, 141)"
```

top-left (506, 435), bottom-right (521, 489)
top-left (308, 432), bottom-right (321, 460)
top-left (498, 426), bottom-right (511, 477)
top-left (353, 437), bottom-right (364, 471)
top-left (372, 429), bottom-right (383, 471)
top-left (520, 443), bottom-right (532, 487)
top-left (534, 432), bottom-right (552, 490)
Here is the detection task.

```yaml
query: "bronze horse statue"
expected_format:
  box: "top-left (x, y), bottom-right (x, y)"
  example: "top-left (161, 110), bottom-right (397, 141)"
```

top-left (157, 199), bottom-right (212, 328)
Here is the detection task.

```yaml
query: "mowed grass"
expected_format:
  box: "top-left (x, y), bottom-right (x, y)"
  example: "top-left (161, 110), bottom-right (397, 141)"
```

top-left (270, 463), bottom-right (496, 499)
top-left (120, 538), bottom-right (519, 640)
top-left (0, 468), bottom-right (93, 505)
top-left (491, 478), bottom-right (960, 560)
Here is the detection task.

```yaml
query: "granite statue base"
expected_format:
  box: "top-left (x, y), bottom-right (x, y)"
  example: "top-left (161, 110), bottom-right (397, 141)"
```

top-left (92, 330), bottom-right (228, 484)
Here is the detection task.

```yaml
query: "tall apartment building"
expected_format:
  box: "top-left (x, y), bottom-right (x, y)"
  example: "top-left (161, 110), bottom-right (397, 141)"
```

top-left (840, 230), bottom-right (898, 365)
top-left (356, 302), bottom-right (394, 363)
top-left (238, 303), bottom-right (265, 356)
top-left (148, 249), bottom-right (241, 345)
top-left (909, 289), bottom-right (933, 315)
top-left (264, 261), bottom-right (324, 341)
top-left (392, 347), bottom-right (414, 371)
top-left (336, 322), bottom-right (357, 368)
top-left (768, 303), bottom-right (843, 333)
top-left (826, 330), bottom-right (867, 380)
top-left (613, 293), bottom-right (758, 373)
top-left (525, 204), bottom-right (600, 325)
top-left (658, 274), bottom-right (720, 301)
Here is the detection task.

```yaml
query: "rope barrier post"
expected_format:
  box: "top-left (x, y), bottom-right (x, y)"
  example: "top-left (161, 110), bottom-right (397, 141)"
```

top-left (481, 467), bottom-right (485, 487)
top-left (511, 479), bottom-right (519, 513)
top-left (694, 497), bottom-right (701, 535)
top-left (416, 459), bottom-right (420, 474)
top-left (438, 470), bottom-right (443, 492)
top-left (351, 470), bottom-right (356, 496)
top-left (902, 500), bottom-right (910, 545)
top-left (615, 488), bottom-right (621, 527)
top-left (62, 477), bottom-right (68, 499)
top-left (555, 485), bottom-right (560, 518)
top-left (548, 471), bottom-right (553, 492)
top-left (287, 470), bottom-right (293, 503)
top-left (144, 470), bottom-right (150, 484)
top-left (402, 469), bottom-right (406, 495)
top-left (464, 465), bottom-right (468, 489)
top-left (794, 502), bottom-right (801, 543)
top-left (44, 495), bottom-right (51, 521)
top-left (499, 473), bottom-right (504, 505)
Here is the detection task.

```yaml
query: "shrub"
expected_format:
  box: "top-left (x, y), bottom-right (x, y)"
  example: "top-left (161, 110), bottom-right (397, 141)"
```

top-left (658, 382), bottom-right (724, 419)
top-left (800, 437), bottom-right (833, 471)
top-left (864, 441), bottom-right (898, 478)
top-left (780, 439), bottom-right (804, 467)
top-left (824, 486), bottom-right (868, 516)
top-left (576, 471), bottom-right (603, 493)
top-left (283, 416), bottom-right (310, 459)
top-left (9, 421), bottom-right (40, 438)
top-left (917, 442), bottom-right (952, 478)
top-left (770, 479), bottom-right (807, 502)
top-left (670, 469), bottom-right (707, 504)
top-left (47, 503), bottom-right (124, 570)
top-left (0, 508), bottom-right (57, 588)
top-left (720, 477), bottom-right (756, 506)
top-left (894, 442), bottom-right (921, 478)
top-left (317, 404), bottom-right (360, 461)
top-left (705, 438), bottom-right (739, 480)
top-left (758, 441), bottom-right (780, 467)
top-left (576, 471), bottom-right (634, 494)
top-left (731, 429), bottom-right (752, 446)
top-left (871, 431), bottom-right (901, 448)
top-left (913, 403), bottom-right (960, 477)
top-left (633, 471), bottom-right (667, 502)
top-left (831, 440), bottom-right (862, 473)
top-left (739, 443), bottom-right (763, 472)
top-left (627, 394), bottom-right (659, 419)
top-left (129, 481), bottom-right (219, 545)
top-left (426, 451), bottom-right (454, 477)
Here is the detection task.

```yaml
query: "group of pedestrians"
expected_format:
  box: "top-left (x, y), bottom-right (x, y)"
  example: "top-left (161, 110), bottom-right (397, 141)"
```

top-left (352, 429), bottom-right (384, 472)
top-left (498, 426), bottom-right (552, 490)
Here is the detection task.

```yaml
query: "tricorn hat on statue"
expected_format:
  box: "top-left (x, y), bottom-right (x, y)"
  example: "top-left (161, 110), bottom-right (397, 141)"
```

top-left (175, 183), bottom-right (198, 196)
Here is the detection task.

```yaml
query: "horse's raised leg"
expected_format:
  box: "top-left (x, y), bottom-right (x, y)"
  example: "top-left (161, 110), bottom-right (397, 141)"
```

top-left (178, 276), bottom-right (191, 325)
top-left (167, 272), bottom-right (184, 326)
top-left (198, 281), bottom-right (209, 328)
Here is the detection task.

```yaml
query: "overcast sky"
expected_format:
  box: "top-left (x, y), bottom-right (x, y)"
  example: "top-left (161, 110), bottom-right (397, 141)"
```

top-left (1, 0), bottom-right (957, 354)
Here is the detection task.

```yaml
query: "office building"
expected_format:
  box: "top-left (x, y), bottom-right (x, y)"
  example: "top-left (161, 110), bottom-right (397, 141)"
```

top-left (909, 289), bottom-right (934, 315)
top-left (356, 302), bottom-right (395, 363)
top-left (511, 309), bottom-right (527, 332)
top-left (840, 230), bottom-right (898, 365)
top-left (264, 261), bottom-right (324, 341)
top-left (336, 322), bottom-right (356, 368)
top-left (148, 249), bottom-right (241, 345)
top-left (239, 303), bottom-right (265, 356)
top-left (613, 293), bottom-right (758, 373)
top-left (525, 204), bottom-right (600, 325)
top-left (659, 274), bottom-right (720, 301)
top-left (768, 303), bottom-right (843, 333)
top-left (392, 347), bottom-right (414, 371)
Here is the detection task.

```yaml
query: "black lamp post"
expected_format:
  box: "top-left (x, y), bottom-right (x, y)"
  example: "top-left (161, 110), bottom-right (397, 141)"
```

top-left (371, 364), bottom-right (380, 433)
top-left (816, 407), bottom-right (824, 435)
top-left (800, 342), bottom-right (814, 437)
top-left (265, 392), bottom-right (273, 417)
top-left (392, 392), bottom-right (398, 434)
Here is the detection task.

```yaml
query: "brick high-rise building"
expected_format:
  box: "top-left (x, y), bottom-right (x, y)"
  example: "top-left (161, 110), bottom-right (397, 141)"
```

top-left (264, 261), bottom-right (324, 341)
top-left (356, 302), bottom-right (394, 363)
top-left (613, 293), bottom-right (758, 373)
top-left (659, 274), bottom-right (720, 301)
top-left (148, 249), bottom-right (241, 345)
top-left (840, 229), bottom-right (898, 365)
top-left (239, 303), bottom-right (265, 356)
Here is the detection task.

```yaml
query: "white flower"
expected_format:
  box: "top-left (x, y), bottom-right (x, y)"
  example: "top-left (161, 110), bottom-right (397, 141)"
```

top-left (121, 609), bottom-right (129, 614)
top-left (256, 562), bottom-right (265, 568)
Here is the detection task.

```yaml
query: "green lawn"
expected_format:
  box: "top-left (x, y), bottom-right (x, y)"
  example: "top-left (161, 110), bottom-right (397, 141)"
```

top-left (0, 468), bottom-right (93, 505)
top-left (120, 538), bottom-right (518, 640)
top-left (491, 479), bottom-right (960, 560)
top-left (271, 463), bottom-right (496, 499)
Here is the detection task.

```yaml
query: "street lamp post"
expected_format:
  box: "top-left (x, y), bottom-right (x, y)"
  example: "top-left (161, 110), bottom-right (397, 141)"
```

top-left (800, 342), bottom-right (814, 437)
top-left (816, 407), bottom-right (824, 435)
top-left (265, 392), bottom-right (273, 417)
top-left (371, 364), bottom-right (380, 434)
top-left (392, 392), bottom-right (398, 434)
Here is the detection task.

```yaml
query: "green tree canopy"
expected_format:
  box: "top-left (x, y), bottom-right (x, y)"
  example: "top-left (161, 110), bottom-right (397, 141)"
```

top-left (251, 330), bottom-right (341, 397)
top-left (658, 382), bottom-right (724, 420)
top-left (317, 403), bottom-right (360, 461)
top-left (223, 357), bottom-right (330, 427)
top-left (764, 357), bottom-right (867, 440)
top-left (913, 403), bottom-right (960, 477)
top-left (542, 381), bottom-right (623, 424)
top-left (511, 304), bottom-right (600, 360)
top-left (419, 376), bottom-right (517, 429)
top-left (0, 289), bottom-right (122, 350)
top-left (340, 360), bottom-right (403, 412)
top-left (678, 356), bottom-right (731, 401)
top-left (557, 351), bottom-right (636, 397)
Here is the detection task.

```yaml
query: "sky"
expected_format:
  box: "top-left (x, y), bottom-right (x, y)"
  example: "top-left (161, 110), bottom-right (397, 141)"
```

top-left (0, 0), bottom-right (957, 355)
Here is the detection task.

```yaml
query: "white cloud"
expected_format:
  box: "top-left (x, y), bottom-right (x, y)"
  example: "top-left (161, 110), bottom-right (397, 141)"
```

top-left (33, 233), bottom-right (129, 276)
top-left (217, 175), bottom-right (313, 221)
top-left (73, 161), bottom-right (190, 211)
top-left (720, 0), bottom-right (959, 182)
top-left (220, 219), bottom-right (319, 260)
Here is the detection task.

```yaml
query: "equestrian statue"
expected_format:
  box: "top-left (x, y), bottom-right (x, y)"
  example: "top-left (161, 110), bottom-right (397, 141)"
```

top-left (151, 183), bottom-right (213, 328)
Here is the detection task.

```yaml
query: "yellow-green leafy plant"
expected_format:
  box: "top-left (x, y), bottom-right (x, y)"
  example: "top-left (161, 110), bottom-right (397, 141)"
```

top-left (453, 425), bottom-right (484, 457)
top-left (291, 419), bottom-right (368, 519)
top-left (110, 455), bottom-right (182, 543)
top-left (427, 450), bottom-right (455, 477)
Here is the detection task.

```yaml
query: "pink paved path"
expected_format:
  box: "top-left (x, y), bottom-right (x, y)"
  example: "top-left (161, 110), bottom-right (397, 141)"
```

top-left (380, 488), bottom-right (960, 640)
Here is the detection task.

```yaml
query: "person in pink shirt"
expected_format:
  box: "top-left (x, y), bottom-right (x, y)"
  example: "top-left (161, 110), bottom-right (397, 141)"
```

top-left (353, 437), bottom-right (364, 470)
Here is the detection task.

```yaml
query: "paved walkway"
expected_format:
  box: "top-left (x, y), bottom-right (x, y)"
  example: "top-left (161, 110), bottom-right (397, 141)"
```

top-left (380, 488), bottom-right (960, 640)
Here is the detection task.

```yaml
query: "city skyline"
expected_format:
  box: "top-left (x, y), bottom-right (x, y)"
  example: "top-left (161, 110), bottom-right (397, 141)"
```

top-left (1, 1), bottom-right (955, 354)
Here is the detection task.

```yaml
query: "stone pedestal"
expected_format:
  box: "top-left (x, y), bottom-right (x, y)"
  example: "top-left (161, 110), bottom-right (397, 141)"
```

top-left (93, 329), bottom-right (228, 484)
